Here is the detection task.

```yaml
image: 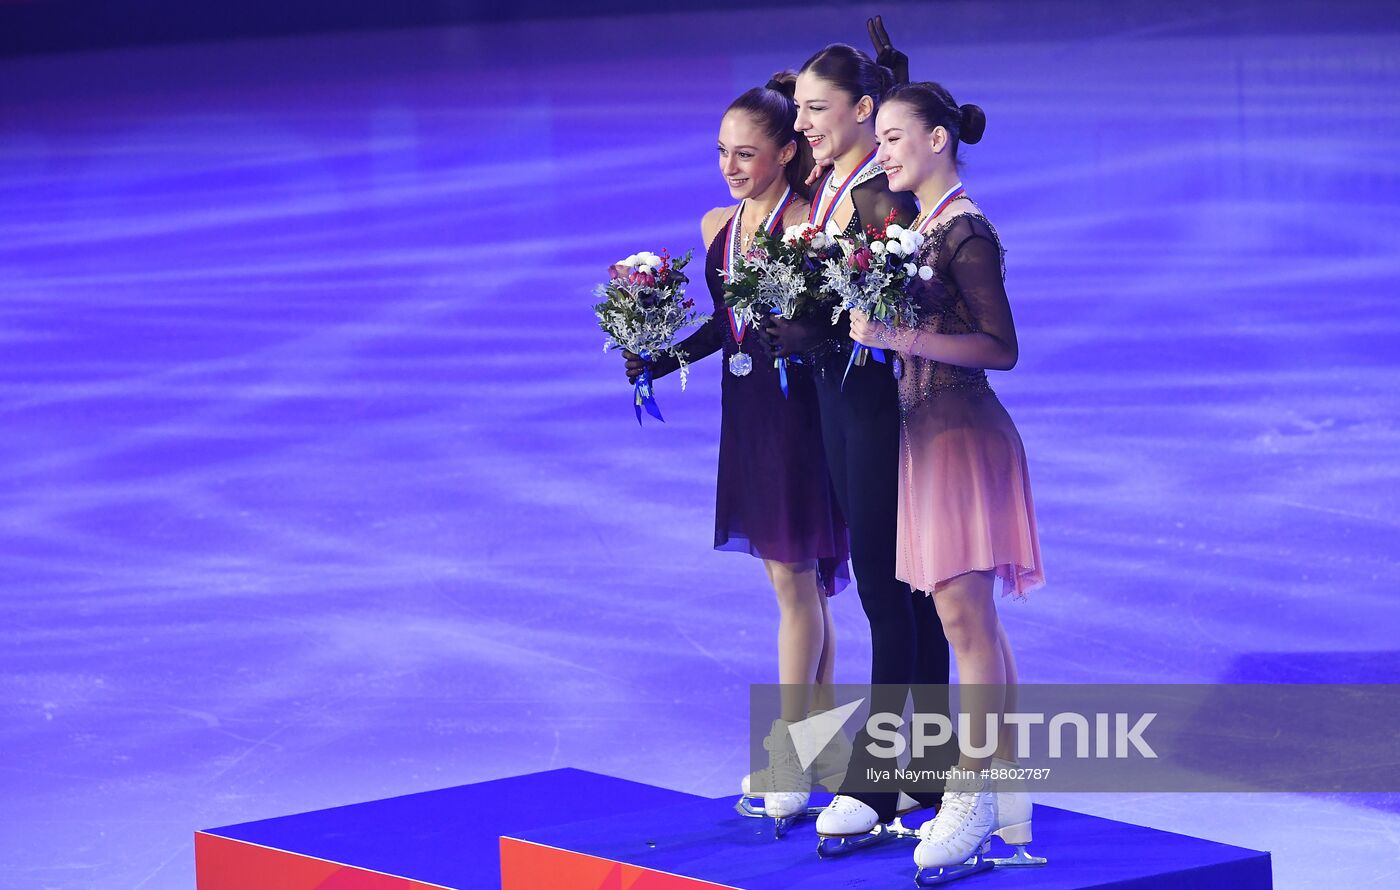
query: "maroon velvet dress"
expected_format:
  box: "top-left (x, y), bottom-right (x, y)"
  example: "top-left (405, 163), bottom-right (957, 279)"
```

top-left (657, 215), bottom-right (850, 592)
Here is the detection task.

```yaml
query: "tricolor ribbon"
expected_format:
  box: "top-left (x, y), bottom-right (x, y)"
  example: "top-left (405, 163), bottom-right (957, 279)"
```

top-left (809, 149), bottom-right (880, 230)
top-left (916, 181), bottom-right (966, 234)
top-left (813, 149), bottom-right (885, 390)
top-left (634, 351), bottom-right (664, 425)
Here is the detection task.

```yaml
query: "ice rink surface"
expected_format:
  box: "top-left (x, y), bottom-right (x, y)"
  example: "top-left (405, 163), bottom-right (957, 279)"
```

top-left (2, 1), bottom-right (1398, 887)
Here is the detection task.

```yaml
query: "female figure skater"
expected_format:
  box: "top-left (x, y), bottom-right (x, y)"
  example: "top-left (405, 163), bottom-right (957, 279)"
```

top-left (761, 43), bottom-right (955, 851)
top-left (623, 74), bottom-right (850, 835)
top-left (851, 81), bottom-right (1046, 882)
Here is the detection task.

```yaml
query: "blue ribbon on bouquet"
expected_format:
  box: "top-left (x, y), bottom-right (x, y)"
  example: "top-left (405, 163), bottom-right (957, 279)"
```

top-left (841, 343), bottom-right (886, 391)
top-left (768, 308), bottom-right (792, 400)
top-left (634, 353), bottom-right (664, 425)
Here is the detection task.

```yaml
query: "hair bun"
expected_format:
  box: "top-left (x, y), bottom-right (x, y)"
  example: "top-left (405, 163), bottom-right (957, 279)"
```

top-left (958, 103), bottom-right (986, 144)
top-left (765, 70), bottom-right (797, 98)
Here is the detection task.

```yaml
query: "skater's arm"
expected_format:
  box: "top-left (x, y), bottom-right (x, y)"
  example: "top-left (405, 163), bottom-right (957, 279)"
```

top-left (623, 209), bottom-right (728, 382)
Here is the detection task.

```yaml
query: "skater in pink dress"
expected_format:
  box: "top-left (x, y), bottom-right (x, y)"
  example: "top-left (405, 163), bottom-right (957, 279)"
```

top-left (849, 81), bottom-right (1046, 881)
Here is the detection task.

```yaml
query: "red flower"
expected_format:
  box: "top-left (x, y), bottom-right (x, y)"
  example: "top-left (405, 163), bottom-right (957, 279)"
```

top-left (866, 208), bottom-right (900, 240)
top-left (851, 246), bottom-right (873, 272)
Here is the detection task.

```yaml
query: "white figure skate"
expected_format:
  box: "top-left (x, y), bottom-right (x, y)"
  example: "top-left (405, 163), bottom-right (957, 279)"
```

top-left (986, 756), bottom-right (1047, 868)
top-left (736, 714), bottom-right (850, 826)
top-left (912, 769), bottom-right (996, 885)
top-left (733, 719), bottom-right (823, 838)
top-left (814, 791), bottom-right (925, 857)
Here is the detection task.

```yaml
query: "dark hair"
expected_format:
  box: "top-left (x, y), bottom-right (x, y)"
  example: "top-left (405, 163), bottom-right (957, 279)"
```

top-left (799, 43), bottom-right (895, 109)
top-left (883, 81), bottom-right (986, 164)
top-left (724, 70), bottom-right (814, 199)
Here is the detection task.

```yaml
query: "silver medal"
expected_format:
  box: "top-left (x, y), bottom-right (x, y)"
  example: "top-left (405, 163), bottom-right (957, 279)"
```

top-left (729, 351), bottom-right (753, 377)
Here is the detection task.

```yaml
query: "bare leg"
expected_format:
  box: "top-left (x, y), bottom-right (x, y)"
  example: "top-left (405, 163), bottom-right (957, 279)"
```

top-left (932, 570), bottom-right (1004, 770)
top-left (994, 620), bottom-right (1021, 762)
top-left (764, 558), bottom-right (825, 722)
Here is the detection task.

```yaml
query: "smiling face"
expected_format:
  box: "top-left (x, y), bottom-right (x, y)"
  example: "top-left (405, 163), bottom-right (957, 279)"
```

top-left (717, 110), bottom-right (793, 200)
top-left (794, 70), bottom-right (873, 165)
top-left (875, 99), bottom-right (946, 193)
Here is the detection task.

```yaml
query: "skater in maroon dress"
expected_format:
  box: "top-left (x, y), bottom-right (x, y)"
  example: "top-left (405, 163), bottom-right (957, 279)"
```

top-left (623, 74), bottom-right (851, 824)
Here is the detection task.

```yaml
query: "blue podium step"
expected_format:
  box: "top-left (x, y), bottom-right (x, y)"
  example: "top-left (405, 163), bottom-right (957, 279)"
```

top-left (504, 789), bottom-right (1272, 889)
top-left (196, 768), bottom-right (1272, 889)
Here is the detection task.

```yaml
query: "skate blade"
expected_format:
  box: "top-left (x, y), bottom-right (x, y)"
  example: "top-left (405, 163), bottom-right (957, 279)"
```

top-left (914, 858), bottom-right (995, 886)
top-left (734, 796), bottom-right (765, 819)
top-left (988, 845), bottom-right (1047, 868)
top-left (738, 798), bottom-right (823, 839)
top-left (816, 822), bottom-right (916, 858)
top-left (772, 809), bottom-right (818, 840)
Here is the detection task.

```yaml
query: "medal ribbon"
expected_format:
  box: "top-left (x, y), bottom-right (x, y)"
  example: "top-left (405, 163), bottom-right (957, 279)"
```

top-left (725, 188), bottom-right (798, 397)
top-left (724, 187), bottom-right (794, 343)
top-left (916, 181), bottom-right (966, 234)
top-left (809, 148), bottom-right (879, 230)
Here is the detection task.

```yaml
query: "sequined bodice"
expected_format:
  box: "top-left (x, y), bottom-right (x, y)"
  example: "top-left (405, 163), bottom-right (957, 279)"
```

top-left (897, 213), bottom-right (1004, 412)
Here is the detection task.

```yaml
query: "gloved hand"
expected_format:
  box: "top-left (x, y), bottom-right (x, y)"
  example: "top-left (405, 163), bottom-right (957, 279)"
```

top-left (759, 314), bottom-right (832, 359)
top-left (868, 15), bottom-right (909, 86)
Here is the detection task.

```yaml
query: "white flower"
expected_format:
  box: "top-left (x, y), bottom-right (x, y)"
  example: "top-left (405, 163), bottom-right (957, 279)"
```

top-left (620, 254), bottom-right (638, 267)
top-left (783, 223), bottom-right (810, 245)
top-left (887, 223), bottom-right (906, 238)
top-left (886, 239), bottom-right (905, 257)
top-left (809, 232), bottom-right (830, 251)
top-left (900, 233), bottom-right (920, 255)
top-left (637, 252), bottom-right (661, 267)
top-left (824, 220), bottom-right (843, 238)
top-left (919, 265), bottom-right (934, 281)
top-left (870, 240), bottom-right (886, 255)
top-left (904, 262), bottom-right (918, 276)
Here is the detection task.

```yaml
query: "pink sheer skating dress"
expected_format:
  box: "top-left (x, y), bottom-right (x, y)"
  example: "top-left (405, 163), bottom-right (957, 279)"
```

top-left (894, 212), bottom-right (1044, 598)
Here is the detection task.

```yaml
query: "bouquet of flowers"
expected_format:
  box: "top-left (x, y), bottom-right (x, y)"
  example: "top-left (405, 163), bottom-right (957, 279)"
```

top-left (721, 222), bottom-right (843, 397)
top-left (821, 210), bottom-right (933, 386)
top-left (594, 249), bottom-right (708, 424)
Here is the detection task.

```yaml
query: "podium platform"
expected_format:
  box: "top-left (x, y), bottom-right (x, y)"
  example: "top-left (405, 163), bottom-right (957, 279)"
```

top-left (196, 768), bottom-right (1272, 889)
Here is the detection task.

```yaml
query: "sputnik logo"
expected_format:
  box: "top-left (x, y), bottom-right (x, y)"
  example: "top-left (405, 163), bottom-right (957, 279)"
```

top-left (787, 698), bottom-right (865, 771)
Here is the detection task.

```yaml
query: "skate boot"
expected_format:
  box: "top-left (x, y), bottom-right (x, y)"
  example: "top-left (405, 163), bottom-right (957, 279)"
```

top-left (737, 712), bottom-right (850, 816)
top-left (986, 756), bottom-right (1046, 868)
top-left (912, 768), bottom-right (996, 885)
top-left (732, 719), bottom-right (822, 838)
top-left (814, 791), bottom-right (924, 857)
top-left (809, 715), bottom-right (853, 792)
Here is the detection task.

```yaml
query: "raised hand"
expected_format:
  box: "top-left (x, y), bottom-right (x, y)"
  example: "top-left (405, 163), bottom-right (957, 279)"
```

top-left (867, 15), bottom-right (910, 86)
